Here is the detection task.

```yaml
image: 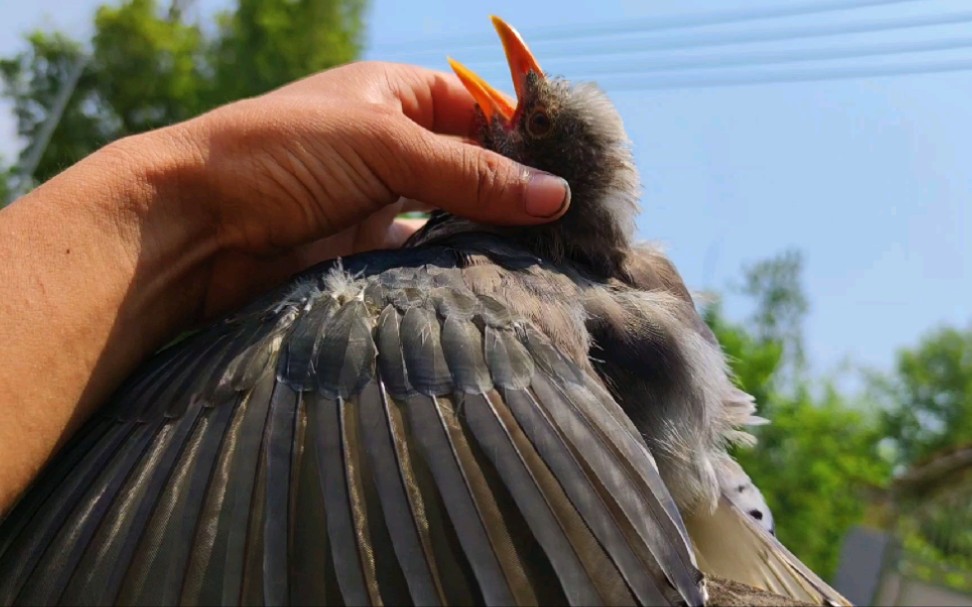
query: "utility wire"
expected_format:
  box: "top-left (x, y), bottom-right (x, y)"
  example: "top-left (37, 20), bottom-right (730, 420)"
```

top-left (370, 0), bottom-right (922, 53)
top-left (451, 52), bottom-right (972, 94)
top-left (597, 55), bottom-right (972, 90)
top-left (387, 8), bottom-right (972, 91)
top-left (441, 9), bottom-right (972, 67)
top-left (536, 35), bottom-right (972, 77)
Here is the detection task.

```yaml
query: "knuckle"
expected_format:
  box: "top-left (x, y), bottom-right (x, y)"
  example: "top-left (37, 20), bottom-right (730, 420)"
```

top-left (344, 60), bottom-right (386, 80)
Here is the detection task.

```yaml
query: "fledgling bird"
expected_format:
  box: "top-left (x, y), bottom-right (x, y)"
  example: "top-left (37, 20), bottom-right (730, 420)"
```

top-left (0, 16), bottom-right (848, 607)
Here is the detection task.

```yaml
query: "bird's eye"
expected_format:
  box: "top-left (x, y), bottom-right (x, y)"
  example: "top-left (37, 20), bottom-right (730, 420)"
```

top-left (527, 110), bottom-right (552, 138)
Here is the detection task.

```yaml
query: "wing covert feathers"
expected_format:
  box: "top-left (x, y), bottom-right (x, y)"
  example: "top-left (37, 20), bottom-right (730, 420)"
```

top-left (0, 256), bottom-right (705, 606)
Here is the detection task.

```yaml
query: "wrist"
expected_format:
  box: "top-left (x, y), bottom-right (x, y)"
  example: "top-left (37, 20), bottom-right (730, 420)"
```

top-left (88, 127), bottom-right (221, 325)
top-left (0, 127), bottom-right (221, 509)
top-left (17, 126), bottom-right (222, 358)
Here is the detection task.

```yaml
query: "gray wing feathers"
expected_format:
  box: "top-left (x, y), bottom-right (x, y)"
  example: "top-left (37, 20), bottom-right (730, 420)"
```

top-left (309, 393), bottom-right (378, 605)
top-left (358, 382), bottom-right (444, 605)
top-left (0, 259), bottom-right (705, 606)
top-left (462, 390), bottom-right (633, 605)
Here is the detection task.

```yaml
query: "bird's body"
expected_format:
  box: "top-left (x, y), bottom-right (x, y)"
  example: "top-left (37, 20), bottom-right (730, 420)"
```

top-left (0, 17), bottom-right (848, 607)
top-left (0, 235), bottom-right (707, 606)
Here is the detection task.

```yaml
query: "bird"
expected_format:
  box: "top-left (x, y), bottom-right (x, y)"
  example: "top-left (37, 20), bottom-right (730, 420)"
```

top-left (0, 16), bottom-right (849, 607)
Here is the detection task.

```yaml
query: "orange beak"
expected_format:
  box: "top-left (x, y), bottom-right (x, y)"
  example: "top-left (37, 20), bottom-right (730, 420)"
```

top-left (448, 16), bottom-right (544, 125)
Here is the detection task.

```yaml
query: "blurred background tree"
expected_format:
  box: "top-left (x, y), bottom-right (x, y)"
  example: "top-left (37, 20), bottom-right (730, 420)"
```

top-left (0, 162), bottom-right (12, 203)
top-left (704, 250), bottom-right (893, 578)
top-left (2, 0), bottom-right (972, 587)
top-left (873, 325), bottom-right (972, 469)
top-left (708, 254), bottom-right (969, 580)
top-left (0, 0), bottom-right (365, 197)
top-left (872, 325), bottom-right (972, 594)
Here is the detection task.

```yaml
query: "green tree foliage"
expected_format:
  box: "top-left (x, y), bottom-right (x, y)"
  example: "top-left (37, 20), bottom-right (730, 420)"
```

top-left (740, 249), bottom-right (809, 380)
top-left (734, 390), bottom-right (890, 578)
top-left (1, 0), bottom-right (366, 199)
top-left (706, 251), bottom-right (892, 579)
top-left (873, 325), bottom-right (972, 585)
top-left (703, 302), bottom-right (782, 407)
top-left (93, 0), bottom-right (208, 133)
top-left (0, 162), bottom-right (12, 202)
top-left (211, 0), bottom-right (365, 105)
top-left (875, 324), bottom-right (972, 468)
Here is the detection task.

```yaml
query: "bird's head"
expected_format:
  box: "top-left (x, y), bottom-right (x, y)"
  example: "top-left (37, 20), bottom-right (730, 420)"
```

top-left (448, 16), bottom-right (640, 276)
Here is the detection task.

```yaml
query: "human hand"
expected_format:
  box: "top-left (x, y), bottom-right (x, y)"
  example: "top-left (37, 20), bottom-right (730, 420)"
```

top-left (0, 60), bottom-right (571, 510)
top-left (154, 61), bottom-right (571, 320)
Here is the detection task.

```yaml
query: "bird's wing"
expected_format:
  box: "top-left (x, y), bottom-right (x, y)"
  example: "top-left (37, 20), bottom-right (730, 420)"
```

top-left (685, 494), bottom-right (851, 606)
top-left (615, 244), bottom-right (849, 606)
top-left (0, 250), bottom-right (704, 607)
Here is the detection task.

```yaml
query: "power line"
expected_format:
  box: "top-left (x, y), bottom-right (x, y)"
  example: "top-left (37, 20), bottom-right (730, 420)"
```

top-left (596, 55), bottom-right (972, 91)
top-left (370, 0), bottom-right (921, 53)
top-left (445, 10), bottom-right (972, 67)
top-left (546, 35), bottom-right (972, 77)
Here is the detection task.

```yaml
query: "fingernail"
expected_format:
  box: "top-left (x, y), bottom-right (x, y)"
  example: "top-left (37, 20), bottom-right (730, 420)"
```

top-left (524, 172), bottom-right (570, 218)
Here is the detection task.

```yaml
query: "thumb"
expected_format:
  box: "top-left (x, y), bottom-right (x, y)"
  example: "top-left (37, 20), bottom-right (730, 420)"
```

top-left (381, 120), bottom-right (571, 225)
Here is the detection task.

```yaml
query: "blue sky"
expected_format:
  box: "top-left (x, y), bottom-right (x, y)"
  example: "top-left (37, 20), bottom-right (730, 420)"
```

top-left (1, 0), bottom-right (969, 379)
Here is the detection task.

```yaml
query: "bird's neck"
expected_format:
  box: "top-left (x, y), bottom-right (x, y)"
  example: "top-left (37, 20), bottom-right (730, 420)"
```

top-left (409, 208), bottom-right (632, 279)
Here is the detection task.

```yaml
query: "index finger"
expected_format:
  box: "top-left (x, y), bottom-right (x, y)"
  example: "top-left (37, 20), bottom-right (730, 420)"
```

top-left (383, 63), bottom-right (514, 138)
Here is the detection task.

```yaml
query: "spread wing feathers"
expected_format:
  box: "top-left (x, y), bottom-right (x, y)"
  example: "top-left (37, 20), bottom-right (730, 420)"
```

top-left (0, 254), bottom-right (705, 607)
top-left (684, 496), bottom-right (850, 606)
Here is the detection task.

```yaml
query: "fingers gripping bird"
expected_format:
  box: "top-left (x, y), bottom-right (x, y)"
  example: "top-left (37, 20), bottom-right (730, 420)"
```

top-left (0, 17), bottom-right (849, 607)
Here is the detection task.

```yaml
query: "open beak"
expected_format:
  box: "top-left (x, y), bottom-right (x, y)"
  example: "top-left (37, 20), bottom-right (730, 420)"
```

top-left (448, 16), bottom-right (544, 126)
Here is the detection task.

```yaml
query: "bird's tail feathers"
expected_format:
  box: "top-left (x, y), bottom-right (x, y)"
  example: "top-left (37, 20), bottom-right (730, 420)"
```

top-left (685, 495), bottom-right (852, 606)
